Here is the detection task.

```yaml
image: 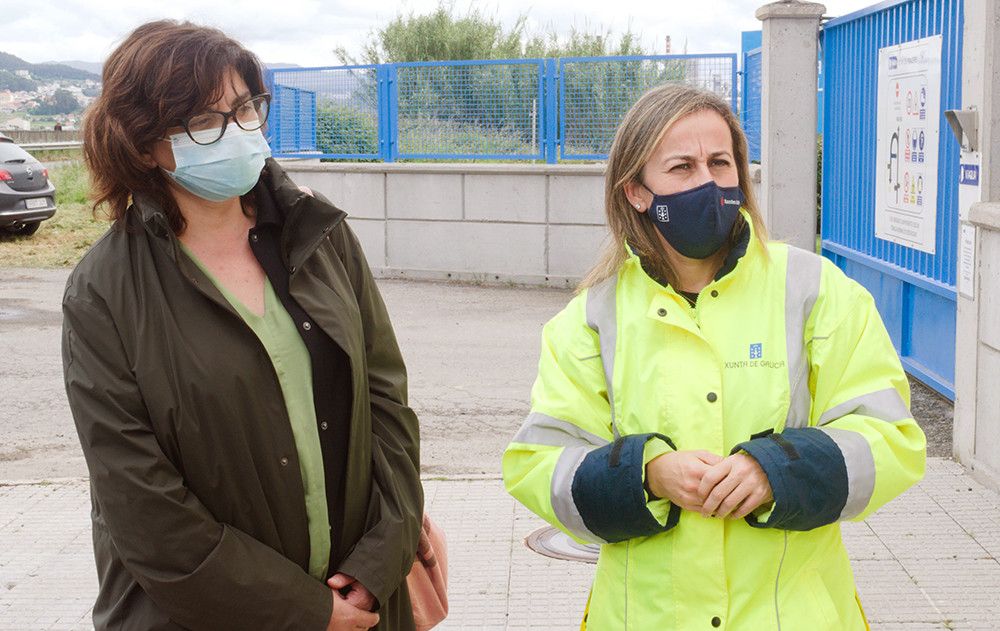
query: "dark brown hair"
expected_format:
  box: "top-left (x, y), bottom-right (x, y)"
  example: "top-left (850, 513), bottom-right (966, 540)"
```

top-left (83, 20), bottom-right (266, 233)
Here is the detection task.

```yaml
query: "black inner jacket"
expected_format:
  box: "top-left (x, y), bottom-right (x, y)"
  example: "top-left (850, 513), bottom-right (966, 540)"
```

top-left (247, 180), bottom-right (352, 573)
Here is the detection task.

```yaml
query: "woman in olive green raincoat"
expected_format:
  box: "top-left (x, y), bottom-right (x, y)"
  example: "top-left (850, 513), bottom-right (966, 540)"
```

top-left (63, 20), bottom-right (422, 631)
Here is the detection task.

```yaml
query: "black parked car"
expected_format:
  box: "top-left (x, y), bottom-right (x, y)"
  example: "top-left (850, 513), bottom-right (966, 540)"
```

top-left (0, 133), bottom-right (56, 236)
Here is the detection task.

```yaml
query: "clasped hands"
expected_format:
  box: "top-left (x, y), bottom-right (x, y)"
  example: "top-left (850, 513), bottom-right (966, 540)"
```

top-left (326, 573), bottom-right (379, 631)
top-left (646, 449), bottom-right (773, 520)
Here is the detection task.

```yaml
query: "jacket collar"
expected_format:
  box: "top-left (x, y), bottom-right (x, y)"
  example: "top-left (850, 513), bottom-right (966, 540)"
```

top-left (627, 208), bottom-right (758, 290)
top-left (135, 158), bottom-right (347, 271)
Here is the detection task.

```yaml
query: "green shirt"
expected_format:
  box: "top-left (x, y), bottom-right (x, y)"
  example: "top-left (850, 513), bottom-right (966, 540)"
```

top-left (181, 244), bottom-right (331, 580)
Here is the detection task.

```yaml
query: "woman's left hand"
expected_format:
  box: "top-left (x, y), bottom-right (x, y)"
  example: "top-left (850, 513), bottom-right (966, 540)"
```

top-left (696, 453), bottom-right (773, 519)
top-left (328, 573), bottom-right (377, 612)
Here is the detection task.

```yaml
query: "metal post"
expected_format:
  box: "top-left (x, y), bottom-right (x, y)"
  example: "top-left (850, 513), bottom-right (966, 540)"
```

top-left (263, 69), bottom-right (276, 150)
top-left (387, 64), bottom-right (399, 163)
top-left (740, 52), bottom-right (748, 129)
top-left (756, 0), bottom-right (826, 251)
top-left (376, 65), bottom-right (390, 163)
top-left (730, 54), bottom-right (739, 112)
top-left (544, 58), bottom-right (558, 164)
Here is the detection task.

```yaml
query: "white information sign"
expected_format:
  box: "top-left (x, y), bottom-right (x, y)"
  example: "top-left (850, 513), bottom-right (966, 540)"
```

top-left (874, 35), bottom-right (942, 254)
top-left (959, 223), bottom-right (976, 300)
top-left (957, 151), bottom-right (981, 300)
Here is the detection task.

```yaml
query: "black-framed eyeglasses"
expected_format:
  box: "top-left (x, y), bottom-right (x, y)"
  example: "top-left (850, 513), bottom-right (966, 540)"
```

top-left (175, 93), bottom-right (271, 145)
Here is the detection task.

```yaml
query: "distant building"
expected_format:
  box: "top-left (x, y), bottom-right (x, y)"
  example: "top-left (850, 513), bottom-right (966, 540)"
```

top-left (14, 70), bottom-right (31, 80)
top-left (2, 117), bottom-right (31, 131)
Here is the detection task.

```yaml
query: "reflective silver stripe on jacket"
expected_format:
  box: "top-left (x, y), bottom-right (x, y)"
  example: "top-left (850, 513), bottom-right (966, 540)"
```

top-left (819, 388), bottom-right (912, 519)
top-left (585, 275), bottom-right (621, 440)
top-left (512, 411), bottom-right (611, 447)
top-left (818, 388), bottom-right (911, 426)
top-left (821, 427), bottom-right (877, 519)
top-left (512, 411), bottom-right (610, 543)
top-left (783, 247), bottom-right (823, 429)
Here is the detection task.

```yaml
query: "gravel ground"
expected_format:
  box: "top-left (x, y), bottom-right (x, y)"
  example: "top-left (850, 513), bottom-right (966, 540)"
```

top-left (908, 376), bottom-right (954, 457)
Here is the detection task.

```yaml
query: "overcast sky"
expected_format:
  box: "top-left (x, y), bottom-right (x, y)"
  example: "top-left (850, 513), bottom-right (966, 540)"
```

top-left (9, 0), bottom-right (877, 68)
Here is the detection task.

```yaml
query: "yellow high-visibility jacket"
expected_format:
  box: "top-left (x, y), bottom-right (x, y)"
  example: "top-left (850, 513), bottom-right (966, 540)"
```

top-left (503, 216), bottom-right (926, 631)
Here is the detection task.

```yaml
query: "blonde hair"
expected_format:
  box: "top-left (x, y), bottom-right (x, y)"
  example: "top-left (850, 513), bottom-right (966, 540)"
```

top-left (580, 84), bottom-right (768, 290)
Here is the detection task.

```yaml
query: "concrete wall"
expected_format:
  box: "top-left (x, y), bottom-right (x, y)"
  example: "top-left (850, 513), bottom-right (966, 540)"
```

top-left (964, 203), bottom-right (1000, 488)
top-left (281, 162), bottom-right (609, 287)
top-left (280, 161), bottom-right (765, 287)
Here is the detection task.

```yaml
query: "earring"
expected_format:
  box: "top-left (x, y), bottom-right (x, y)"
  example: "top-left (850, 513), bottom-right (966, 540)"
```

top-left (634, 202), bottom-right (641, 209)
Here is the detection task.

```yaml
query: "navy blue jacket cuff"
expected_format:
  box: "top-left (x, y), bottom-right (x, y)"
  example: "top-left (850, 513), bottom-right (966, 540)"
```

top-left (571, 433), bottom-right (681, 543)
top-left (733, 427), bottom-right (849, 531)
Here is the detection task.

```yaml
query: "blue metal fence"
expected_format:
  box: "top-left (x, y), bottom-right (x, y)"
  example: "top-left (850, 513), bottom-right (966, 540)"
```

top-left (393, 59), bottom-right (545, 160)
top-left (265, 54), bottom-right (737, 163)
top-left (558, 54), bottom-right (738, 160)
top-left (265, 65), bottom-right (380, 159)
top-left (740, 48), bottom-right (762, 162)
top-left (821, 0), bottom-right (964, 398)
top-left (271, 84), bottom-right (317, 153)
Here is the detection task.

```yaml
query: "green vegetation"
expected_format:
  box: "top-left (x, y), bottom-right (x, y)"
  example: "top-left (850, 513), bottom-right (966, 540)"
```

top-left (316, 102), bottom-right (378, 156)
top-left (31, 89), bottom-right (81, 116)
top-left (336, 2), bottom-right (646, 65)
top-left (0, 69), bottom-right (37, 92)
top-left (0, 161), bottom-right (108, 268)
top-left (318, 3), bottom-right (666, 160)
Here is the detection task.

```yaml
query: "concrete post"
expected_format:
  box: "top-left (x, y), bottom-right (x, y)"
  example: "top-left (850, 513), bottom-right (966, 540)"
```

top-left (756, 0), bottom-right (826, 251)
top-left (954, 0), bottom-right (1000, 490)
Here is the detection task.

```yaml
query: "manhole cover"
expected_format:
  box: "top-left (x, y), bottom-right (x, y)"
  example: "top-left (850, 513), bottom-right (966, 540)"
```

top-left (525, 526), bottom-right (599, 564)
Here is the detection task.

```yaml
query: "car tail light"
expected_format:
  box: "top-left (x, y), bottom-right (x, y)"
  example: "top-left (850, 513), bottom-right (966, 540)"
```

top-left (42, 168), bottom-right (49, 178)
top-left (0, 170), bottom-right (11, 181)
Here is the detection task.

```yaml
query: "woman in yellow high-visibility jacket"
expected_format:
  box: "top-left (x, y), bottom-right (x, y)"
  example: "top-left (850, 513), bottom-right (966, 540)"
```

top-left (503, 84), bottom-right (926, 630)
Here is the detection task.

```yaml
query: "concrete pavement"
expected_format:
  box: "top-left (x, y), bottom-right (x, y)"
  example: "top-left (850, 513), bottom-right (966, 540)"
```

top-left (2, 458), bottom-right (1000, 630)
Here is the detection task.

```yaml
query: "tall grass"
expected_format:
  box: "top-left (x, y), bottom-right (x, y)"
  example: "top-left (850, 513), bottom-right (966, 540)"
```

top-left (0, 161), bottom-right (108, 268)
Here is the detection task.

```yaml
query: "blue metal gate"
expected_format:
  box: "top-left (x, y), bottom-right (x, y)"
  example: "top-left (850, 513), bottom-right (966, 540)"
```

top-left (741, 48), bottom-right (762, 163)
top-left (821, 0), bottom-right (964, 398)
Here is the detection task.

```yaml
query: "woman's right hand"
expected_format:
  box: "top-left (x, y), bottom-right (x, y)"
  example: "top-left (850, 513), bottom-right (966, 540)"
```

top-left (645, 450), bottom-right (724, 512)
top-left (328, 589), bottom-right (380, 631)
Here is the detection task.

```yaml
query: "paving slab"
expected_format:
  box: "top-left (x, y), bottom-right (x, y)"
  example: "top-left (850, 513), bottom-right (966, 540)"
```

top-left (1, 459), bottom-right (998, 630)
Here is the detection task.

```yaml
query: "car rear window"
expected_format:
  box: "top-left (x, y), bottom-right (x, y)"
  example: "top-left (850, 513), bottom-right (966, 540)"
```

top-left (0, 142), bottom-right (33, 162)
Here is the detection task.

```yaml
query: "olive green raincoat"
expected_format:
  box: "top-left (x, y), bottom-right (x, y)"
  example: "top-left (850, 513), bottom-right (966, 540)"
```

top-left (62, 160), bottom-right (422, 630)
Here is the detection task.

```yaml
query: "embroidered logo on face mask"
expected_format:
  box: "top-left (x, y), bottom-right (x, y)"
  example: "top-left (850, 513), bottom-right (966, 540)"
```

top-left (655, 204), bottom-right (670, 222)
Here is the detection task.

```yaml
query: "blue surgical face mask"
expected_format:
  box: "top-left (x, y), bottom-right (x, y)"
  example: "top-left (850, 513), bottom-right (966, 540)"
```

top-left (644, 180), bottom-right (744, 259)
top-left (163, 122), bottom-right (271, 202)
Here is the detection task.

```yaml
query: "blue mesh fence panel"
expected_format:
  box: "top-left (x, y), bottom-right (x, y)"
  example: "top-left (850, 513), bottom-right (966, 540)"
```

top-left (265, 55), bottom-right (739, 162)
top-left (742, 49), bottom-right (762, 162)
top-left (558, 55), bottom-right (737, 159)
top-left (269, 66), bottom-right (379, 158)
top-left (393, 60), bottom-right (545, 159)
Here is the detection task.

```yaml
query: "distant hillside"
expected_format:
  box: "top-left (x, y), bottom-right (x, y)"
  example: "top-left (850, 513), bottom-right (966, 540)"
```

top-left (0, 52), bottom-right (100, 81)
top-left (47, 60), bottom-right (103, 77)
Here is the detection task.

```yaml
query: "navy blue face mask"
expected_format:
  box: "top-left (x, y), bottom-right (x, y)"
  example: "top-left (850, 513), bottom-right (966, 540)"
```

top-left (643, 180), bottom-right (744, 259)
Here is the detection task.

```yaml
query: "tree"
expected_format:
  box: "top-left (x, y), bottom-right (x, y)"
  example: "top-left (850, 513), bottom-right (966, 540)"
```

top-left (323, 2), bottom-right (662, 158)
top-left (31, 89), bottom-right (80, 116)
top-left (335, 2), bottom-right (648, 64)
top-left (0, 70), bottom-right (37, 92)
